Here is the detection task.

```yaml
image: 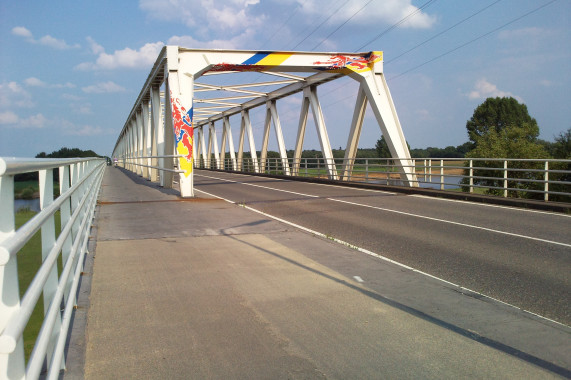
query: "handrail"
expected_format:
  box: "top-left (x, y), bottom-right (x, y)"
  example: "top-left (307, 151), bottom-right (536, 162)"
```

top-left (0, 157), bottom-right (106, 379)
top-left (198, 156), bottom-right (570, 202)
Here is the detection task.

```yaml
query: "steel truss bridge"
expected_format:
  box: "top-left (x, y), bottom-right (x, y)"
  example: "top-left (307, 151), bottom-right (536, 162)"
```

top-left (112, 46), bottom-right (417, 197)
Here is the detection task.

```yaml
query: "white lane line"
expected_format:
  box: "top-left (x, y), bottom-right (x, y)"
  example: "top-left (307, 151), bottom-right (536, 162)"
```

top-left (194, 187), bottom-right (568, 328)
top-left (410, 194), bottom-right (571, 218)
top-left (196, 173), bottom-right (319, 198)
top-left (196, 170), bottom-right (397, 195)
top-left (197, 172), bottom-right (570, 247)
top-left (328, 197), bottom-right (571, 248)
top-left (197, 169), bottom-right (568, 217)
top-left (353, 276), bottom-right (364, 283)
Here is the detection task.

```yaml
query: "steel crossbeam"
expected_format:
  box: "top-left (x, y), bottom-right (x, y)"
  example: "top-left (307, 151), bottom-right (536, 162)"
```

top-left (112, 46), bottom-right (417, 198)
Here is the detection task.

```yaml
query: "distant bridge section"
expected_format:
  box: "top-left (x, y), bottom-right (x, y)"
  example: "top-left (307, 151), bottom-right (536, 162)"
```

top-left (112, 46), bottom-right (417, 197)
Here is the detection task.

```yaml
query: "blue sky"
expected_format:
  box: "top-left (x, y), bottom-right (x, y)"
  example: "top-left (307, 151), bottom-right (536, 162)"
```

top-left (1, 0), bottom-right (569, 158)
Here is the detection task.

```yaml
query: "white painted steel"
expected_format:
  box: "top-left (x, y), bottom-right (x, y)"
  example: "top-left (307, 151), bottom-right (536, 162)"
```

top-left (112, 47), bottom-right (416, 197)
top-left (0, 157), bottom-right (105, 380)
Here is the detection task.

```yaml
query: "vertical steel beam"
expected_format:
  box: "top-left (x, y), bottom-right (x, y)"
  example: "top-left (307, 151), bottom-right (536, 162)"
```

top-left (142, 100), bottom-right (151, 179)
top-left (166, 54), bottom-right (194, 197)
top-left (268, 100), bottom-right (291, 175)
top-left (162, 78), bottom-right (175, 189)
top-left (259, 107), bottom-right (272, 173)
top-left (292, 95), bottom-right (310, 176)
top-left (220, 120), bottom-right (227, 168)
top-left (223, 117), bottom-right (237, 171)
top-left (150, 85), bottom-right (162, 183)
top-left (198, 127), bottom-right (207, 168)
top-left (307, 86), bottom-right (337, 180)
top-left (342, 84), bottom-right (368, 181)
top-left (208, 122), bottom-right (221, 169)
top-left (238, 115), bottom-right (246, 171)
top-left (136, 109), bottom-right (145, 177)
top-left (242, 110), bottom-right (259, 173)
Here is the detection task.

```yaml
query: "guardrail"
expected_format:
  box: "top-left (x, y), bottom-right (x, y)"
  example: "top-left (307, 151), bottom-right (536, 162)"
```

top-left (0, 157), bottom-right (106, 379)
top-left (197, 157), bottom-right (570, 202)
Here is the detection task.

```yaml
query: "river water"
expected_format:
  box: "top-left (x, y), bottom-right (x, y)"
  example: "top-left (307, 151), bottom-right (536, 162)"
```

top-left (14, 198), bottom-right (41, 212)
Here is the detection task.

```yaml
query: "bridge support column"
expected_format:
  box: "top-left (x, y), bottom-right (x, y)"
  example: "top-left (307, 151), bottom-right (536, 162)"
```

top-left (351, 70), bottom-right (417, 186)
top-left (208, 122), bottom-right (221, 170)
top-left (166, 52), bottom-right (194, 197)
top-left (136, 109), bottom-right (145, 177)
top-left (267, 100), bottom-right (290, 175)
top-left (142, 102), bottom-right (151, 180)
top-left (238, 110), bottom-right (258, 173)
top-left (150, 85), bottom-right (161, 183)
top-left (220, 116), bottom-right (237, 171)
top-left (342, 85), bottom-right (368, 181)
top-left (197, 127), bottom-right (207, 168)
top-left (306, 86), bottom-right (337, 180)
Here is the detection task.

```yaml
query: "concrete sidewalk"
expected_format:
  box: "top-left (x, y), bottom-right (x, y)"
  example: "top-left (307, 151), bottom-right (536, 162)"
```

top-left (76, 167), bottom-right (564, 379)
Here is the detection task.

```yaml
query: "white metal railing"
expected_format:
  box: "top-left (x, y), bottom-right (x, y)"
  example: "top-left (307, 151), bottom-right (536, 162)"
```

top-left (0, 157), bottom-right (106, 379)
top-left (121, 155), bottom-right (185, 174)
top-left (197, 157), bottom-right (570, 202)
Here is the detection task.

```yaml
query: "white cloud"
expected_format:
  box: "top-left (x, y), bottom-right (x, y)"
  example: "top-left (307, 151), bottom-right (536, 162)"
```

top-left (139, 0), bottom-right (263, 31)
top-left (0, 111), bottom-right (20, 125)
top-left (11, 26), bottom-right (80, 49)
top-left (86, 37), bottom-right (105, 54)
top-left (24, 77), bottom-right (75, 89)
top-left (11, 26), bottom-right (33, 39)
top-left (0, 111), bottom-right (46, 128)
top-left (59, 119), bottom-right (109, 136)
top-left (82, 81), bottom-right (126, 94)
top-left (24, 77), bottom-right (47, 87)
top-left (467, 78), bottom-right (522, 102)
top-left (0, 82), bottom-right (34, 108)
top-left (76, 41), bottom-right (164, 70)
top-left (167, 28), bottom-right (255, 49)
top-left (296, 0), bottom-right (436, 28)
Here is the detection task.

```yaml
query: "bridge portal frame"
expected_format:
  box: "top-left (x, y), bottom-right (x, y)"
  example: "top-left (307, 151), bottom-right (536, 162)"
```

top-left (112, 46), bottom-right (417, 197)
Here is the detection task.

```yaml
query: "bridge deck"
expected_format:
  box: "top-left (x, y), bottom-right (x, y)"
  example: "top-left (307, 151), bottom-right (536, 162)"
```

top-left (76, 167), bottom-right (566, 379)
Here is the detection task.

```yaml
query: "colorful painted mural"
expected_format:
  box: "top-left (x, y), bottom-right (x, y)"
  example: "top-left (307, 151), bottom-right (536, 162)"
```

top-left (170, 92), bottom-right (194, 177)
top-left (206, 51), bottom-right (382, 74)
top-left (313, 51), bottom-right (382, 73)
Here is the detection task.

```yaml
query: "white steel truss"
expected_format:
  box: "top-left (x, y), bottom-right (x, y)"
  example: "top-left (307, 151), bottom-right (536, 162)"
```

top-left (112, 46), bottom-right (417, 197)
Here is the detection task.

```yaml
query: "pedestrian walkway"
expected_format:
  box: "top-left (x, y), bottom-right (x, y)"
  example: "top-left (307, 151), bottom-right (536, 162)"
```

top-left (77, 167), bottom-right (562, 379)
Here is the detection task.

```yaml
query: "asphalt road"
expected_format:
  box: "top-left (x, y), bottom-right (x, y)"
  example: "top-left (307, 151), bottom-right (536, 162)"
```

top-left (193, 169), bottom-right (571, 326)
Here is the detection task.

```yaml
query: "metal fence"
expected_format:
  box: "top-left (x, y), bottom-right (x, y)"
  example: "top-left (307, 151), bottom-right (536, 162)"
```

top-left (197, 156), bottom-right (571, 202)
top-left (0, 157), bottom-right (106, 379)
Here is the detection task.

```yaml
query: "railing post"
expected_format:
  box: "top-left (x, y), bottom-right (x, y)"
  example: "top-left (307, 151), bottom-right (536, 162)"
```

top-left (469, 160), bottom-right (474, 193)
top-left (428, 159), bottom-right (432, 182)
top-left (440, 160), bottom-right (444, 190)
top-left (0, 174), bottom-right (26, 379)
top-left (40, 169), bottom-right (64, 370)
top-left (544, 161), bottom-right (549, 201)
top-left (503, 160), bottom-right (508, 198)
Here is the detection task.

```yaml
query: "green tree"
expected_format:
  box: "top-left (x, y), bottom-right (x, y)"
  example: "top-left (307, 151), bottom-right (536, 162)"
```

top-left (466, 97), bottom-right (538, 146)
top-left (462, 123), bottom-right (549, 198)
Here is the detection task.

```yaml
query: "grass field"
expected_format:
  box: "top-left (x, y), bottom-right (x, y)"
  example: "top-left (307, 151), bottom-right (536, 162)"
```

top-left (15, 209), bottom-right (62, 361)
